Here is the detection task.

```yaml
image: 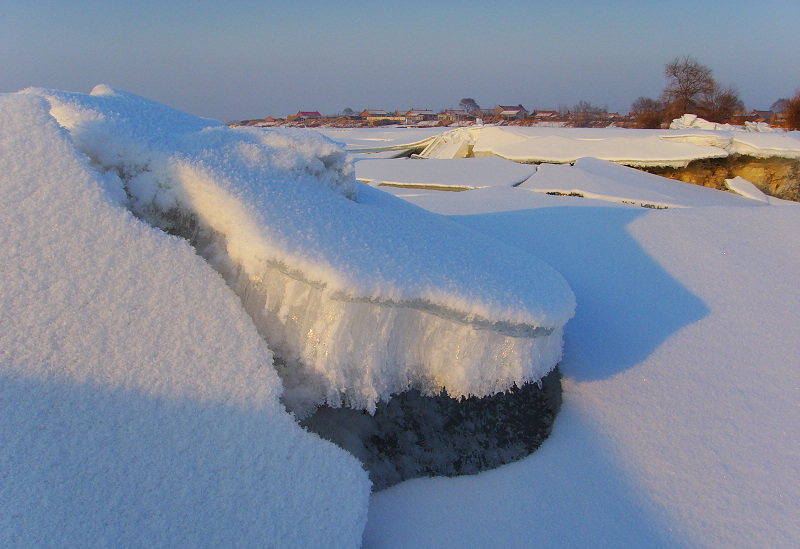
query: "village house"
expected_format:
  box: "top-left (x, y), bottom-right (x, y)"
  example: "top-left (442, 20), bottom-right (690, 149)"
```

top-left (533, 110), bottom-right (561, 121)
top-left (360, 109), bottom-right (406, 126)
top-left (438, 109), bottom-right (472, 123)
top-left (296, 111), bottom-right (321, 120)
top-left (404, 109), bottom-right (438, 124)
top-left (750, 110), bottom-right (776, 124)
top-left (494, 105), bottom-right (530, 120)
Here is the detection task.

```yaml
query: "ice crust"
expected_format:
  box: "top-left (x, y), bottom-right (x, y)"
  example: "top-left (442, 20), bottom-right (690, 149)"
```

top-left (0, 92), bottom-right (369, 547)
top-left (28, 86), bottom-right (575, 414)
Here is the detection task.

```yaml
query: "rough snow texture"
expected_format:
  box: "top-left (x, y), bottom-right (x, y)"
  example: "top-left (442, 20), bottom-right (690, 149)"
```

top-left (0, 93), bottom-right (369, 547)
top-left (26, 86), bottom-right (574, 415)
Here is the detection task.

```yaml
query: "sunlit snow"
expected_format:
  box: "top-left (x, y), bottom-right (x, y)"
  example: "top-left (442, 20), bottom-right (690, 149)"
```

top-left (3, 87), bottom-right (800, 548)
top-left (25, 86), bottom-right (574, 416)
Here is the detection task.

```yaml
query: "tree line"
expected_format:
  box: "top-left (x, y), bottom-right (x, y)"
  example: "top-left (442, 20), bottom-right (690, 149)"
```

top-left (631, 55), bottom-right (800, 129)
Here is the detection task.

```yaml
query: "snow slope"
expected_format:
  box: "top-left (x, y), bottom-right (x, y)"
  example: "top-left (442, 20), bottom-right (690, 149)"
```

top-left (369, 171), bottom-right (800, 547)
top-left (0, 93), bottom-right (370, 547)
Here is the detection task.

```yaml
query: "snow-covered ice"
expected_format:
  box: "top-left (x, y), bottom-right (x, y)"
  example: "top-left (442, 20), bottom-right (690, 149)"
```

top-left (329, 122), bottom-right (800, 167)
top-left (355, 156), bottom-right (536, 189)
top-left (522, 157), bottom-right (774, 208)
top-left (27, 86), bottom-right (574, 416)
top-left (725, 175), bottom-right (770, 203)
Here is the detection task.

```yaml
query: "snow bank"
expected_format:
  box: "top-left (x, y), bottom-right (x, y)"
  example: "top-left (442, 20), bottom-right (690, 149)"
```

top-left (27, 86), bottom-right (574, 416)
top-left (355, 157), bottom-right (536, 189)
top-left (0, 93), bottom-right (369, 547)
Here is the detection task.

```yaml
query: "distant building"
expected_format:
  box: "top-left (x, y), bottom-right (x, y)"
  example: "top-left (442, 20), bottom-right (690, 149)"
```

top-left (750, 110), bottom-right (775, 124)
top-left (533, 110), bottom-right (560, 120)
top-left (438, 109), bottom-right (472, 122)
top-left (494, 105), bottom-right (529, 120)
top-left (361, 109), bottom-right (405, 125)
top-left (297, 111), bottom-right (322, 119)
top-left (404, 109), bottom-right (438, 124)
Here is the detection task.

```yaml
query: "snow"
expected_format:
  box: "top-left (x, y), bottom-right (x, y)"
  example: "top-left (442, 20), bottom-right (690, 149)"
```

top-left (364, 161), bottom-right (800, 548)
top-left (522, 157), bottom-right (770, 208)
top-left (355, 157), bottom-right (536, 189)
top-left (26, 86), bottom-right (574, 416)
top-left (725, 175), bottom-right (770, 203)
top-left (5, 86), bottom-right (800, 547)
top-left (329, 122), bottom-right (800, 167)
top-left (0, 92), bottom-right (369, 548)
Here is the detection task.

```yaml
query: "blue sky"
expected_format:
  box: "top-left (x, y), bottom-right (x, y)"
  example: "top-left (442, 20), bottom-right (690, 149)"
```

top-left (2, 1), bottom-right (798, 121)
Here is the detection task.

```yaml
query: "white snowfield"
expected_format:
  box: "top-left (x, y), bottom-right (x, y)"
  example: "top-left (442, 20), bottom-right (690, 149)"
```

top-left (328, 121), bottom-right (800, 167)
top-left (0, 92), bottom-right (370, 548)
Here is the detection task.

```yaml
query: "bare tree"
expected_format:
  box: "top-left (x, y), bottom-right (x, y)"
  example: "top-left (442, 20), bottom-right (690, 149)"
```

top-left (569, 100), bottom-right (607, 127)
top-left (459, 98), bottom-right (480, 114)
top-left (630, 97), bottom-right (664, 128)
top-left (785, 92), bottom-right (800, 130)
top-left (662, 55), bottom-right (716, 119)
top-left (770, 98), bottom-right (789, 114)
top-left (699, 83), bottom-right (743, 123)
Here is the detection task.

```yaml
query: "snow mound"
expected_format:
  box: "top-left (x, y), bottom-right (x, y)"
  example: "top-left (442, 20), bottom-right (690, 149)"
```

top-left (0, 92), bottom-right (369, 547)
top-left (27, 86), bottom-right (575, 416)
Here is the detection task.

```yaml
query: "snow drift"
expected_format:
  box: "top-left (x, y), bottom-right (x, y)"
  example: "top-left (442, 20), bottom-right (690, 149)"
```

top-left (21, 85), bottom-right (575, 418)
top-left (0, 92), bottom-right (369, 547)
